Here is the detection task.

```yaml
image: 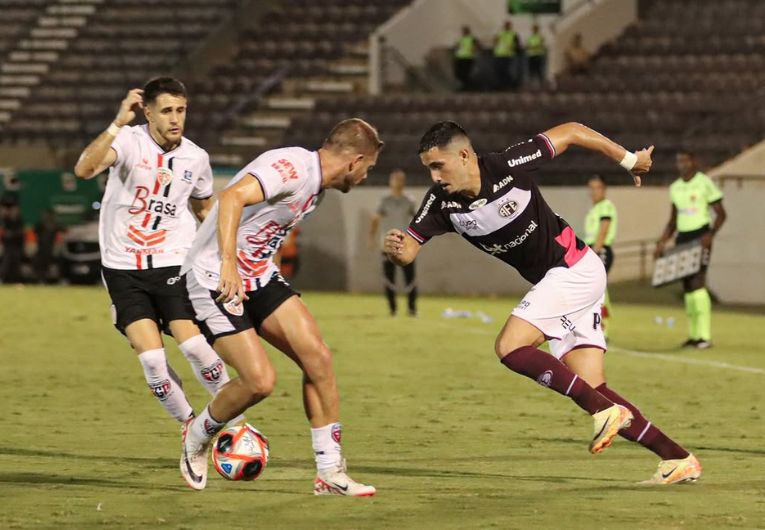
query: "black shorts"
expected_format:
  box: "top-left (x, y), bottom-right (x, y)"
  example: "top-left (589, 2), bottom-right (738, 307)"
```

top-left (185, 271), bottom-right (298, 344)
top-left (595, 246), bottom-right (614, 274)
top-left (101, 265), bottom-right (196, 335)
top-left (676, 225), bottom-right (711, 270)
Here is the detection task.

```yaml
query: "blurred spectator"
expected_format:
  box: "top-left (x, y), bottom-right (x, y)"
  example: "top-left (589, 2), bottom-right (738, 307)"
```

top-left (564, 33), bottom-right (591, 75)
top-left (526, 23), bottom-right (547, 87)
top-left (453, 25), bottom-right (481, 91)
top-left (0, 197), bottom-right (25, 283)
top-left (34, 208), bottom-right (62, 283)
top-left (493, 20), bottom-right (523, 90)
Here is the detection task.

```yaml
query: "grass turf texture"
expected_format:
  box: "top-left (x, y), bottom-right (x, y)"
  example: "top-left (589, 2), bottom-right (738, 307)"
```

top-left (1, 285), bottom-right (763, 529)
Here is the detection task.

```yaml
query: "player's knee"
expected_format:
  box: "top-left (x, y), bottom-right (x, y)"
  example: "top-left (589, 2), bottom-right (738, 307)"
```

top-left (495, 334), bottom-right (526, 359)
top-left (242, 367), bottom-right (276, 400)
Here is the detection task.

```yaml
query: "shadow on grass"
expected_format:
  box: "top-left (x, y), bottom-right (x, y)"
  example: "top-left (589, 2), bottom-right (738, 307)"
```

top-left (0, 471), bottom-right (184, 491)
top-left (0, 446), bottom-right (175, 468)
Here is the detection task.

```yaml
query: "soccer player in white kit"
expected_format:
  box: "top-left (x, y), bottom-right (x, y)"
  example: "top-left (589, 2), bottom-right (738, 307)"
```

top-left (180, 119), bottom-right (382, 495)
top-left (74, 78), bottom-right (233, 427)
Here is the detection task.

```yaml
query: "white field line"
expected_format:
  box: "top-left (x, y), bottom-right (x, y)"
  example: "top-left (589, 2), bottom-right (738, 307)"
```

top-left (429, 319), bottom-right (765, 375)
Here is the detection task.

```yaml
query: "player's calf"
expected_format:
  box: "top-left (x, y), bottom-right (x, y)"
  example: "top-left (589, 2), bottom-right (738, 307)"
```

top-left (178, 334), bottom-right (231, 396)
top-left (138, 348), bottom-right (193, 422)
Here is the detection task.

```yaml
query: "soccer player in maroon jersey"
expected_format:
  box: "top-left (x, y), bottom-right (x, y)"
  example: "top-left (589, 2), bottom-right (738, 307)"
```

top-left (384, 121), bottom-right (701, 484)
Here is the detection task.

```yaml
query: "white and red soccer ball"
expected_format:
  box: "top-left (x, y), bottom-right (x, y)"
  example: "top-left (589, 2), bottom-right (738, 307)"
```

top-left (212, 424), bottom-right (269, 481)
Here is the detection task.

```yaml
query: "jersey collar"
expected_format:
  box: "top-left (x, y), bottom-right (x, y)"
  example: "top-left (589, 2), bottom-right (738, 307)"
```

top-left (141, 124), bottom-right (183, 155)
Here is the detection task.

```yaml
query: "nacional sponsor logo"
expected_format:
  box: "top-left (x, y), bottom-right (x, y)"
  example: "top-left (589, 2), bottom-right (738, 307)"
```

top-left (537, 370), bottom-right (553, 387)
top-left (498, 199), bottom-right (519, 218)
top-left (201, 360), bottom-right (223, 382)
top-left (157, 167), bottom-right (174, 186)
top-left (469, 198), bottom-right (487, 210)
top-left (507, 148), bottom-right (541, 168)
top-left (149, 379), bottom-right (171, 400)
top-left (492, 175), bottom-right (514, 193)
top-left (415, 193), bottom-right (436, 223)
top-left (479, 220), bottom-right (538, 255)
top-left (441, 200), bottom-right (462, 210)
top-left (331, 423), bottom-right (342, 444)
top-left (457, 218), bottom-right (478, 231)
top-left (182, 169), bottom-right (193, 184)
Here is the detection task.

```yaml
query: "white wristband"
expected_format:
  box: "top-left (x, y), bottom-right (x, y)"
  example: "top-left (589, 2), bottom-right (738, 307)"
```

top-left (619, 150), bottom-right (638, 171)
top-left (106, 122), bottom-right (122, 137)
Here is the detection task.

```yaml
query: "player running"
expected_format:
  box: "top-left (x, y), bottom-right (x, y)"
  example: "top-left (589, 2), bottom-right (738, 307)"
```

top-left (179, 119), bottom-right (382, 495)
top-left (384, 121), bottom-right (701, 484)
top-left (583, 174), bottom-right (616, 339)
top-left (655, 149), bottom-right (726, 349)
top-left (74, 78), bottom-right (234, 427)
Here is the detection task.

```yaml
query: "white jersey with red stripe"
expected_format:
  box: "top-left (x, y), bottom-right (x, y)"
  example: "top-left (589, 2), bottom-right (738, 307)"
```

top-left (182, 147), bottom-right (323, 291)
top-left (99, 125), bottom-right (213, 270)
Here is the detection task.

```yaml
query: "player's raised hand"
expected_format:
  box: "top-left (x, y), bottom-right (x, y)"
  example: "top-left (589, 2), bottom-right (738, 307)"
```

top-left (383, 229), bottom-right (405, 256)
top-left (216, 258), bottom-right (249, 304)
top-left (114, 88), bottom-right (144, 127)
top-left (630, 145), bottom-right (655, 187)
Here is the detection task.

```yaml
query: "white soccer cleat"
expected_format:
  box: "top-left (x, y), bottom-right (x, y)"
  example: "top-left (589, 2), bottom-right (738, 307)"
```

top-left (589, 404), bottom-right (633, 454)
top-left (180, 416), bottom-right (210, 491)
top-left (641, 453), bottom-right (702, 485)
top-left (313, 459), bottom-right (376, 497)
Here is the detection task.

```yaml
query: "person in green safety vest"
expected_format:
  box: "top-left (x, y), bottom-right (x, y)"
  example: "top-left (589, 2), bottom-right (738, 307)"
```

top-left (655, 149), bottom-right (727, 349)
top-left (583, 174), bottom-right (617, 340)
top-left (453, 25), bottom-right (481, 91)
top-left (526, 23), bottom-right (547, 87)
top-left (493, 20), bottom-right (523, 90)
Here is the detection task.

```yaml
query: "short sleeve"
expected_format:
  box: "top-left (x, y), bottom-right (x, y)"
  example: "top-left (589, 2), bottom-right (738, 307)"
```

top-left (406, 190), bottom-right (453, 244)
top-left (247, 154), bottom-right (302, 200)
top-left (501, 133), bottom-right (555, 171)
top-left (599, 201), bottom-right (616, 220)
top-left (110, 127), bottom-right (136, 170)
top-left (703, 175), bottom-right (723, 204)
top-left (191, 154), bottom-right (214, 200)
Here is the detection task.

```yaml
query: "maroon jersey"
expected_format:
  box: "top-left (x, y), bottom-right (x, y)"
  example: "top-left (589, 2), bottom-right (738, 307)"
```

top-left (407, 133), bottom-right (588, 284)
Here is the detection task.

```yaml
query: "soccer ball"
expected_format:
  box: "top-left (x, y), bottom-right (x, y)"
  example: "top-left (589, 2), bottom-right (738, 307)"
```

top-left (212, 424), bottom-right (269, 481)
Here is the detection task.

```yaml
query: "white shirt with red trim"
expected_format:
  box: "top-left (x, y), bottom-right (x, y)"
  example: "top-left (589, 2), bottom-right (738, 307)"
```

top-left (99, 125), bottom-right (213, 270)
top-left (182, 147), bottom-right (323, 291)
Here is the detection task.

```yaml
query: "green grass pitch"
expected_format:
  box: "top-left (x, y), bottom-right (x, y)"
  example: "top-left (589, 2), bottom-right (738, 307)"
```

top-left (1, 285), bottom-right (763, 529)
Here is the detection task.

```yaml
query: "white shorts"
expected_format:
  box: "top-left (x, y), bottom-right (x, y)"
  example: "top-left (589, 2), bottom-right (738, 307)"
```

top-left (511, 248), bottom-right (607, 359)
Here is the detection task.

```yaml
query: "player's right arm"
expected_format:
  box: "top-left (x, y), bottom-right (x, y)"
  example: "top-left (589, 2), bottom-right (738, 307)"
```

top-left (383, 229), bottom-right (421, 266)
top-left (543, 122), bottom-right (654, 186)
top-left (654, 203), bottom-right (678, 258)
top-left (215, 174), bottom-right (267, 303)
top-left (73, 89), bottom-right (143, 179)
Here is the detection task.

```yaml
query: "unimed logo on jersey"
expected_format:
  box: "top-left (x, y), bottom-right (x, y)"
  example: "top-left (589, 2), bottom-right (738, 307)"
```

top-left (507, 149), bottom-right (542, 168)
top-left (415, 193), bottom-right (436, 223)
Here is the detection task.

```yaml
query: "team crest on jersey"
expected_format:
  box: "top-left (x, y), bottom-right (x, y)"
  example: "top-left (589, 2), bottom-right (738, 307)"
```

top-left (182, 170), bottom-right (193, 184)
top-left (157, 167), bottom-right (173, 186)
top-left (499, 200), bottom-right (519, 218)
top-left (223, 298), bottom-right (244, 316)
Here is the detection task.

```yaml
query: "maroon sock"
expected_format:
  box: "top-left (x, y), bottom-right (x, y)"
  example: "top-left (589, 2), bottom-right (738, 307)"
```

top-left (596, 383), bottom-right (689, 460)
top-left (501, 346), bottom-right (613, 414)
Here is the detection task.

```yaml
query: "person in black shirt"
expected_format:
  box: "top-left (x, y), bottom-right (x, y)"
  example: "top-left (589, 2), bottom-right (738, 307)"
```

top-left (384, 121), bottom-right (701, 484)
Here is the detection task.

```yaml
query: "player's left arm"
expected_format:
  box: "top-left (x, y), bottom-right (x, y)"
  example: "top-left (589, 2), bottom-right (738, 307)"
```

top-left (215, 175), bottom-right (267, 303)
top-left (543, 122), bottom-right (654, 186)
top-left (189, 197), bottom-right (213, 222)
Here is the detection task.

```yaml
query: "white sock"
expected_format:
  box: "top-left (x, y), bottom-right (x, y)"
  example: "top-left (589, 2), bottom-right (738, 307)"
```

top-left (138, 348), bottom-right (193, 422)
top-left (178, 334), bottom-right (230, 396)
top-left (311, 422), bottom-right (343, 471)
top-left (191, 405), bottom-right (226, 445)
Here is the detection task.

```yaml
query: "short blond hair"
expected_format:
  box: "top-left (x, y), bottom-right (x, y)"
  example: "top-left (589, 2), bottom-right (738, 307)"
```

top-left (323, 118), bottom-right (383, 155)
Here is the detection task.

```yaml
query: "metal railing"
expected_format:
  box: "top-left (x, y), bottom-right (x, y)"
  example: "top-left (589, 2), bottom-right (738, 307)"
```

top-left (611, 237), bottom-right (654, 281)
